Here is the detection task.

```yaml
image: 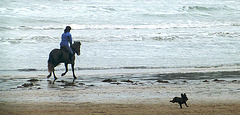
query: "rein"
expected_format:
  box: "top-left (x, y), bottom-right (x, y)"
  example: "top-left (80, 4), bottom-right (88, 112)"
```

top-left (71, 41), bottom-right (81, 55)
top-left (76, 56), bottom-right (81, 64)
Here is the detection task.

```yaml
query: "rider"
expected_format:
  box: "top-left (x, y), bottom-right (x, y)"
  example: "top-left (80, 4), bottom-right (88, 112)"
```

top-left (60, 26), bottom-right (73, 60)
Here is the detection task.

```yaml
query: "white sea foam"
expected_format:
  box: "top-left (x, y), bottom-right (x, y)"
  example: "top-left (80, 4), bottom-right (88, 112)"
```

top-left (0, 0), bottom-right (240, 76)
top-left (0, 21), bottom-right (232, 31)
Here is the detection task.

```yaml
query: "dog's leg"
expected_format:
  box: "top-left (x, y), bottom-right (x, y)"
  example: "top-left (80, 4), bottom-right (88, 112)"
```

top-left (184, 102), bottom-right (189, 107)
top-left (179, 103), bottom-right (183, 109)
top-left (61, 63), bottom-right (68, 76)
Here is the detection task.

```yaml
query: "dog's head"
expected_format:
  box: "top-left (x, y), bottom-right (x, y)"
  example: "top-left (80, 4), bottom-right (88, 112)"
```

top-left (181, 93), bottom-right (188, 101)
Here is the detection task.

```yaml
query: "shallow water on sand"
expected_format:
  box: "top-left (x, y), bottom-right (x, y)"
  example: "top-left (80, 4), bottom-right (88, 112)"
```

top-left (1, 71), bottom-right (240, 91)
top-left (0, 71), bottom-right (240, 104)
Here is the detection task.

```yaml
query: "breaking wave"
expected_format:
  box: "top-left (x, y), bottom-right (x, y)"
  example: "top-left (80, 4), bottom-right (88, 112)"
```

top-left (182, 5), bottom-right (233, 12)
top-left (0, 22), bottom-right (234, 31)
top-left (1, 31), bottom-right (240, 44)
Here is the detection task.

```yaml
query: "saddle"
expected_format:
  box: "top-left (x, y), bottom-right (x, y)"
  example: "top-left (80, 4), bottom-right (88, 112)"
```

top-left (60, 46), bottom-right (69, 53)
top-left (60, 46), bottom-right (73, 62)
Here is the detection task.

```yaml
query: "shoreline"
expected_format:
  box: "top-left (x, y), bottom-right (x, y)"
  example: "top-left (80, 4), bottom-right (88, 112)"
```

top-left (1, 67), bottom-right (240, 77)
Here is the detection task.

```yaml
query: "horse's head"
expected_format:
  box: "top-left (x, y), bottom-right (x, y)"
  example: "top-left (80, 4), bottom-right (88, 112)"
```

top-left (72, 41), bottom-right (81, 55)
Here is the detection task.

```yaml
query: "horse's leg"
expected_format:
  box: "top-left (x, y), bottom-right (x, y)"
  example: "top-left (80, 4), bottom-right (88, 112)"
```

top-left (53, 68), bottom-right (57, 79)
top-left (47, 72), bottom-right (52, 78)
top-left (53, 78), bottom-right (57, 84)
top-left (72, 78), bottom-right (76, 83)
top-left (71, 63), bottom-right (77, 79)
top-left (61, 63), bottom-right (68, 76)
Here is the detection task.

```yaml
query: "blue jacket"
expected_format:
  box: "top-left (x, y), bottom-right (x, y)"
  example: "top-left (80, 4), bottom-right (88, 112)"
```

top-left (60, 32), bottom-right (72, 46)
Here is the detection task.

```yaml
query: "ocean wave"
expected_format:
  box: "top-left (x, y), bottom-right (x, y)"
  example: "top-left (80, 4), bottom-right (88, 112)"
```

top-left (150, 35), bottom-right (185, 41)
top-left (1, 30), bottom-right (240, 44)
top-left (0, 34), bottom-right (193, 43)
top-left (0, 25), bottom-right (64, 31)
top-left (208, 32), bottom-right (240, 38)
top-left (0, 22), bottom-right (229, 31)
top-left (18, 69), bottom-right (38, 72)
top-left (231, 23), bottom-right (240, 26)
top-left (0, 36), bottom-right (58, 44)
top-left (182, 5), bottom-right (232, 12)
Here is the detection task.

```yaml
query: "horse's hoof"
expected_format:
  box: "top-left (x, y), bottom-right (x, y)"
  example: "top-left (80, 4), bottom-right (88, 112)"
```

top-left (47, 75), bottom-right (51, 79)
top-left (53, 78), bottom-right (57, 84)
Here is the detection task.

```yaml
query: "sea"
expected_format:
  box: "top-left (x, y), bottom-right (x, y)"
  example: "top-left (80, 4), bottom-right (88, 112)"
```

top-left (0, 0), bottom-right (240, 78)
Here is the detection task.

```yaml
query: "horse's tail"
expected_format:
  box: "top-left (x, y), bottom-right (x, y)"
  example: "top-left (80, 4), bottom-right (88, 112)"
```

top-left (47, 49), bottom-right (62, 73)
top-left (48, 53), bottom-right (54, 73)
top-left (48, 61), bottom-right (54, 73)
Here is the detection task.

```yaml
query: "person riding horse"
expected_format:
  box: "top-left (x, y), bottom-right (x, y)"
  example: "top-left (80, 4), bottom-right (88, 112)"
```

top-left (60, 26), bottom-right (73, 61)
top-left (47, 26), bottom-right (81, 80)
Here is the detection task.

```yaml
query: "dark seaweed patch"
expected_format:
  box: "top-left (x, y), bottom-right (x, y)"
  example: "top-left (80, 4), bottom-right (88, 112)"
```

top-left (22, 83), bottom-right (34, 87)
top-left (157, 80), bottom-right (169, 83)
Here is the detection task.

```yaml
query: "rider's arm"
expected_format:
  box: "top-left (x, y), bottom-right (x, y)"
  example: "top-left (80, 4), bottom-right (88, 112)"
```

top-left (68, 34), bottom-right (72, 47)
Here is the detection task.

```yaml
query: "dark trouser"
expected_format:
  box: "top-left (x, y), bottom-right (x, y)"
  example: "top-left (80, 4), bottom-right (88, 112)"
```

top-left (60, 45), bottom-right (73, 61)
top-left (60, 45), bottom-right (73, 54)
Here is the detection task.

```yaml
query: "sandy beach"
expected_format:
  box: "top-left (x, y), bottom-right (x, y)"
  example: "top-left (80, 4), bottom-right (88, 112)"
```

top-left (1, 101), bottom-right (240, 115)
top-left (0, 71), bottom-right (240, 115)
top-left (1, 0), bottom-right (240, 114)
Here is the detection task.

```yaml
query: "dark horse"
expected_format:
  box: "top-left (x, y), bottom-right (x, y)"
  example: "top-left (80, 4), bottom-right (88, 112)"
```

top-left (47, 41), bottom-right (81, 79)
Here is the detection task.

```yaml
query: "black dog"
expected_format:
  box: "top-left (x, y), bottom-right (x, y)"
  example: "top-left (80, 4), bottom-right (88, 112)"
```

top-left (170, 93), bottom-right (189, 109)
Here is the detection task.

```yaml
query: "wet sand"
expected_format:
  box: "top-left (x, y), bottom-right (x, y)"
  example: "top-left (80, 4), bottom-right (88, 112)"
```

top-left (0, 71), bottom-right (240, 114)
top-left (1, 101), bottom-right (240, 115)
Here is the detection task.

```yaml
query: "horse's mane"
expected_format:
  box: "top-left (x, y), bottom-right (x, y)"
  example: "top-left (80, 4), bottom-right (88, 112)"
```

top-left (74, 41), bottom-right (81, 44)
top-left (72, 41), bottom-right (81, 48)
